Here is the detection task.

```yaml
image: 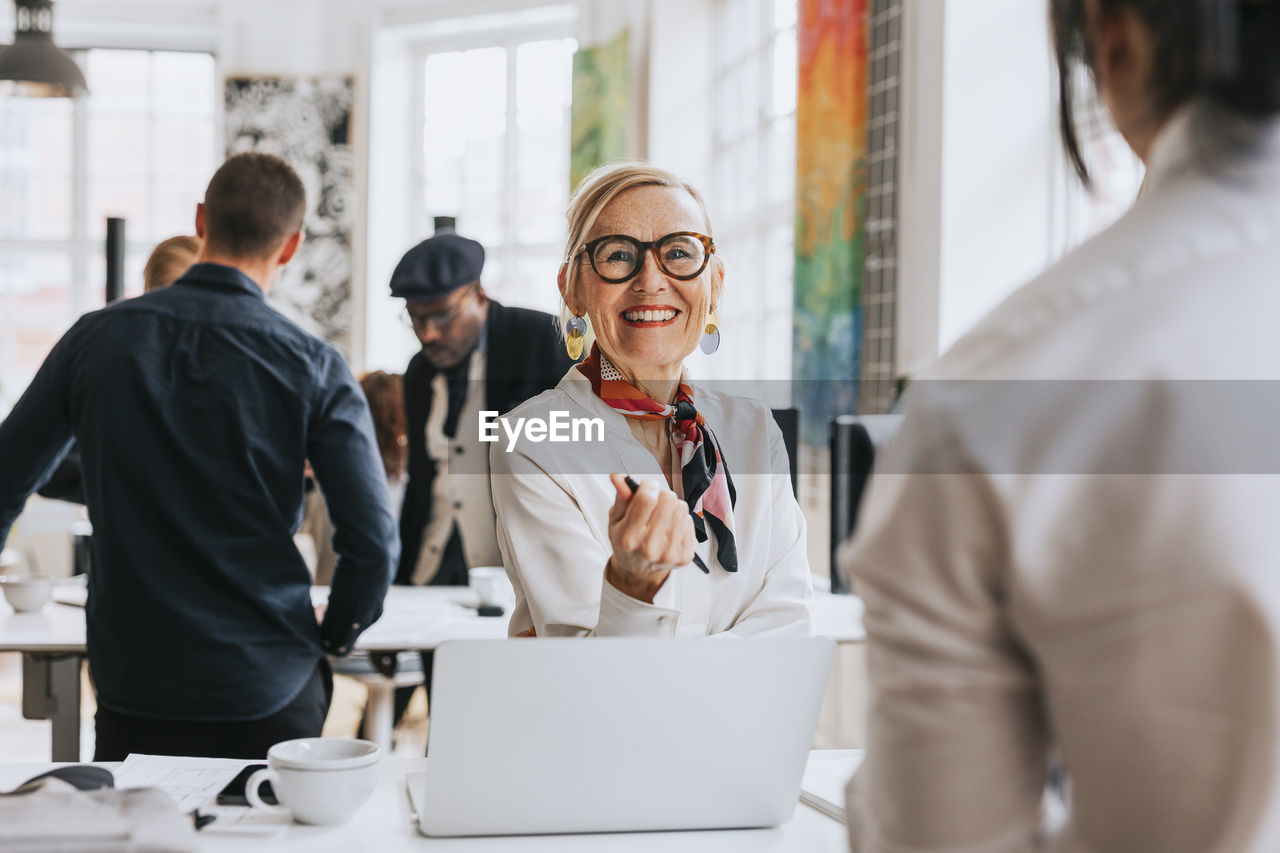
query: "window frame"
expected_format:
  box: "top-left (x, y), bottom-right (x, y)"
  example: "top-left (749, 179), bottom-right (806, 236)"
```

top-left (704, 0), bottom-right (798, 382)
top-left (0, 46), bottom-right (219, 407)
top-left (406, 16), bottom-right (577, 312)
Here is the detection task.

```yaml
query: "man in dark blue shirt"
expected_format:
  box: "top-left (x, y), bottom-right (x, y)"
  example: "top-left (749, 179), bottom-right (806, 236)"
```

top-left (0, 152), bottom-right (397, 760)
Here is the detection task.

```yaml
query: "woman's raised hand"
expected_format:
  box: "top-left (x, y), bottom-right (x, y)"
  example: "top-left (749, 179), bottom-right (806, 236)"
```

top-left (605, 473), bottom-right (695, 603)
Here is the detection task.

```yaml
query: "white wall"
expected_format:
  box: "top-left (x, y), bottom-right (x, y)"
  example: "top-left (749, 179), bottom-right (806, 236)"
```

top-left (897, 0), bottom-right (1064, 373)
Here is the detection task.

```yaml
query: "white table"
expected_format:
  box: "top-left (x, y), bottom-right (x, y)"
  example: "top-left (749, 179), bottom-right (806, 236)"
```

top-left (314, 585), bottom-right (510, 750)
top-left (1, 586), bottom-right (864, 761)
top-left (0, 755), bottom-right (851, 851)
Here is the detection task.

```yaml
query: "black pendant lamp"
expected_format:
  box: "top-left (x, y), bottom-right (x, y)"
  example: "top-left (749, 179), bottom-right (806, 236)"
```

top-left (0, 0), bottom-right (87, 98)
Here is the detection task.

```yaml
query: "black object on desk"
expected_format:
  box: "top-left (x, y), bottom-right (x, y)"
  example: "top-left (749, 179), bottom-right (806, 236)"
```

top-left (10, 765), bottom-right (114, 794)
top-left (215, 763), bottom-right (274, 806)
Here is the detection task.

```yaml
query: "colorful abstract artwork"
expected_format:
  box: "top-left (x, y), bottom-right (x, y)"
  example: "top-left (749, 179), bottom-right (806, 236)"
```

top-left (225, 76), bottom-right (355, 358)
top-left (570, 29), bottom-right (630, 192)
top-left (793, 0), bottom-right (868, 442)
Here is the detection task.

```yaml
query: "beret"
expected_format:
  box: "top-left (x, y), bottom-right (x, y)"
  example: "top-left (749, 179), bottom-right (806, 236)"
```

top-left (389, 231), bottom-right (485, 300)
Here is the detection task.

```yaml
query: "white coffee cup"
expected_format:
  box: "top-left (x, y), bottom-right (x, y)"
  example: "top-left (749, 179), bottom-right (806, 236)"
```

top-left (245, 737), bottom-right (380, 825)
top-left (468, 566), bottom-right (512, 608)
top-left (0, 574), bottom-right (54, 613)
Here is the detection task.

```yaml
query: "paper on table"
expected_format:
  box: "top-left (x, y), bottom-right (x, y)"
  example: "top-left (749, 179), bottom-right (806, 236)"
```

top-left (115, 754), bottom-right (291, 835)
top-left (200, 805), bottom-right (292, 835)
top-left (115, 754), bottom-right (244, 811)
top-left (799, 749), bottom-right (864, 824)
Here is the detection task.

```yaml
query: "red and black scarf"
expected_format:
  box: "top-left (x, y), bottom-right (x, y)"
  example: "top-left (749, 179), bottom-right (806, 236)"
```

top-left (579, 344), bottom-right (738, 573)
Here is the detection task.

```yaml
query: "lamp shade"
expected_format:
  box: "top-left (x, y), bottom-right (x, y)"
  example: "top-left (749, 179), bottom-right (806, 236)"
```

top-left (0, 0), bottom-right (86, 98)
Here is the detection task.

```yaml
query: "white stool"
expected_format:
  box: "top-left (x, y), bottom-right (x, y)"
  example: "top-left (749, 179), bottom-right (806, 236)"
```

top-left (330, 651), bottom-right (423, 751)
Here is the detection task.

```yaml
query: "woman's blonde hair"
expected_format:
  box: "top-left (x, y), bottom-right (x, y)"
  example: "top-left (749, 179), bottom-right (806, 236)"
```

top-left (143, 235), bottom-right (201, 292)
top-left (559, 161), bottom-right (714, 342)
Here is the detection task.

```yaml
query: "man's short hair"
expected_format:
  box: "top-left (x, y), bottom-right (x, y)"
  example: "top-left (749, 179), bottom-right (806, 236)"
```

top-left (202, 152), bottom-right (306, 260)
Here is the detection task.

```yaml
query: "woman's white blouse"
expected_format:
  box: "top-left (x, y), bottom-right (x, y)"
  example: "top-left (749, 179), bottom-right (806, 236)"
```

top-left (489, 367), bottom-right (814, 638)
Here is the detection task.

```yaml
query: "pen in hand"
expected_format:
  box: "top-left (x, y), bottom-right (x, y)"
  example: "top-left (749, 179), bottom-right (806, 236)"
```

top-left (618, 474), bottom-right (709, 574)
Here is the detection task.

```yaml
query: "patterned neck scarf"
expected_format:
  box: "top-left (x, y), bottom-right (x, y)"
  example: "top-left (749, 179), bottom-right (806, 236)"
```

top-left (578, 344), bottom-right (738, 573)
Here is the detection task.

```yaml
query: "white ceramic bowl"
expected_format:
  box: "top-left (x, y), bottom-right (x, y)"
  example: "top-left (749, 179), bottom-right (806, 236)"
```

top-left (0, 575), bottom-right (55, 613)
top-left (468, 566), bottom-right (512, 607)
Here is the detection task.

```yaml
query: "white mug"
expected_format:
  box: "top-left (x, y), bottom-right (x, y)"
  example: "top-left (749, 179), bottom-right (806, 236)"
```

top-left (468, 566), bottom-right (512, 608)
top-left (245, 737), bottom-right (380, 825)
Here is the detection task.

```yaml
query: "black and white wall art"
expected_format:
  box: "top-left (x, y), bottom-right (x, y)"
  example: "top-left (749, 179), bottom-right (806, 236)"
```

top-left (224, 76), bottom-right (355, 356)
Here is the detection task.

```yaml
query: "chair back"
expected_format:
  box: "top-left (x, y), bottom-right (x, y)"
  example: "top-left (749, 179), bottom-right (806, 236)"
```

top-left (829, 413), bottom-right (903, 593)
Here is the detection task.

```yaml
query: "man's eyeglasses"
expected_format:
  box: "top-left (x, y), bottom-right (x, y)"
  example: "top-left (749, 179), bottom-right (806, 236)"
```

top-left (577, 232), bottom-right (715, 284)
top-left (401, 284), bottom-right (480, 332)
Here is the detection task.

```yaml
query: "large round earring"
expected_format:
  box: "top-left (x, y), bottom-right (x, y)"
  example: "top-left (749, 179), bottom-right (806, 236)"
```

top-left (700, 308), bottom-right (721, 355)
top-left (565, 314), bottom-right (587, 360)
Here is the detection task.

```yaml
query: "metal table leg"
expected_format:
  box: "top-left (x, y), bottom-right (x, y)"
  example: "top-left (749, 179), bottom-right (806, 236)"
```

top-left (22, 653), bottom-right (83, 762)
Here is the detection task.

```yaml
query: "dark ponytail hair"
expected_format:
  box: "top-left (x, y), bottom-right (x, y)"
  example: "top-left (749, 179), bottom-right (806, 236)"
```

top-left (1052, 0), bottom-right (1280, 185)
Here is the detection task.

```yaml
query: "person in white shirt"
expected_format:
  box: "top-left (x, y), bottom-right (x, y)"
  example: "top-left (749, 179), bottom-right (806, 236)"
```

top-left (842, 0), bottom-right (1280, 850)
top-left (490, 162), bottom-right (814, 638)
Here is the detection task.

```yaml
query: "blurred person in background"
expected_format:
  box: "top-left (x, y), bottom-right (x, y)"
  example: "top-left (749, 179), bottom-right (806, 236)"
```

top-left (303, 370), bottom-right (406, 586)
top-left (843, 1), bottom-right (1280, 850)
top-left (143, 235), bottom-right (201, 292)
top-left (388, 218), bottom-right (573, 726)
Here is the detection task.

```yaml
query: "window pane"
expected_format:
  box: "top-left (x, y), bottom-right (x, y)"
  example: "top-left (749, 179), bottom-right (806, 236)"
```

top-left (0, 252), bottom-right (73, 401)
top-left (420, 33), bottom-right (572, 312)
top-left (424, 47), bottom-right (507, 242)
top-left (85, 49), bottom-right (150, 113)
top-left (88, 116), bottom-right (150, 177)
top-left (153, 52), bottom-right (217, 116)
top-left (766, 118), bottom-right (795, 205)
top-left (86, 250), bottom-right (148, 306)
top-left (516, 39), bottom-right (575, 132)
top-left (0, 175), bottom-right (72, 242)
top-left (153, 183), bottom-right (202, 244)
top-left (774, 0), bottom-right (797, 30)
top-left (153, 119), bottom-right (216, 179)
top-left (706, 0), bottom-right (798, 381)
top-left (88, 180), bottom-right (151, 242)
top-left (0, 98), bottom-right (73, 240)
top-left (85, 52), bottom-right (216, 244)
top-left (772, 29), bottom-right (797, 117)
top-left (511, 247), bottom-right (563, 314)
top-left (765, 222), bottom-right (794, 309)
top-left (0, 49), bottom-right (216, 404)
top-left (515, 40), bottom-right (573, 246)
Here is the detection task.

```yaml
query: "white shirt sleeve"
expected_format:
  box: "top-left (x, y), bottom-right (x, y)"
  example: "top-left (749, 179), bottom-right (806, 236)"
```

top-left (839, 406), bottom-right (1050, 852)
top-left (597, 576), bottom-right (680, 637)
top-left (491, 445), bottom-right (609, 637)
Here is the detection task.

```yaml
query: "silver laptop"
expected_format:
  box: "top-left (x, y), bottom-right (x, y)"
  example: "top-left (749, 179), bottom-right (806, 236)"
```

top-left (414, 637), bottom-right (834, 837)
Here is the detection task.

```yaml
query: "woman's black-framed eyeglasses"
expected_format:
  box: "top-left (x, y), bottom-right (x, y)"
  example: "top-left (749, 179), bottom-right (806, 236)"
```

top-left (577, 231), bottom-right (715, 284)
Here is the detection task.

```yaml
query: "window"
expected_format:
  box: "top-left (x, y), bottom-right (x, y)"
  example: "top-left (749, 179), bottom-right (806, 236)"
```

top-left (412, 11), bottom-right (577, 316)
top-left (703, 0), bottom-right (797, 381)
top-left (0, 49), bottom-right (217, 410)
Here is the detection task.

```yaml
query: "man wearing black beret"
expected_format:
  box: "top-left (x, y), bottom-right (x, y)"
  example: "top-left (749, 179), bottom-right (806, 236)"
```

top-left (387, 219), bottom-right (574, 718)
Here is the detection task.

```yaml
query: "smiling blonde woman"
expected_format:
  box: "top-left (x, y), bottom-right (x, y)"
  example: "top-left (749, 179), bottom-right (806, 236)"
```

top-left (489, 162), bottom-right (814, 638)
